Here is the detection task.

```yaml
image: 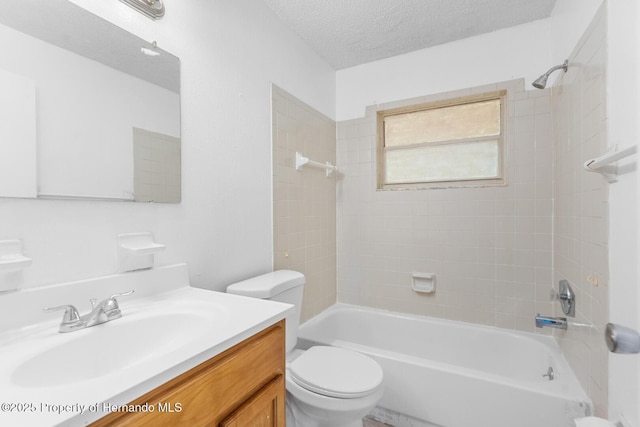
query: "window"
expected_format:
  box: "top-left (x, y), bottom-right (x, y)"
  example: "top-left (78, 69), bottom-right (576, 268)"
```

top-left (377, 91), bottom-right (506, 189)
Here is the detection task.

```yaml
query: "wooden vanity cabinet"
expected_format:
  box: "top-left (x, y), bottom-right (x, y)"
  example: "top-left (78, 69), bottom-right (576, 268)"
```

top-left (91, 320), bottom-right (286, 427)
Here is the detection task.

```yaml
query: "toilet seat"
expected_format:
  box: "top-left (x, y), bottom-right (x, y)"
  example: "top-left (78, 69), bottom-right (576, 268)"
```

top-left (289, 346), bottom-right (383, 399)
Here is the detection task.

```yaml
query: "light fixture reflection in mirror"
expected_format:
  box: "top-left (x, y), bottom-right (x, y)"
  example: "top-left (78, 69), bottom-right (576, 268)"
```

top-left (0, 0), bottom-right (181, 203)
top-left (118, 0), bottom-right (165, 20)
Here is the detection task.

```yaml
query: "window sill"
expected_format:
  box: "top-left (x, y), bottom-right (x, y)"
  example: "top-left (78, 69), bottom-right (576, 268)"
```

top-left (377, 178), bottom-right (506, 191)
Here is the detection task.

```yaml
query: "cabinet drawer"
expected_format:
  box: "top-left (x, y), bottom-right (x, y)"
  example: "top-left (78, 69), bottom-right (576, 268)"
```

top-left (91, 320), bottom-right (285, 427)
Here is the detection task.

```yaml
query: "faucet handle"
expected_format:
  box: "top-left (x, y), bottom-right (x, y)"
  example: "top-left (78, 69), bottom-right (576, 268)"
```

top-left (43, 305), bottom-right (80, 324)
top-left (110, 290), bottom-right (135, 300)
top-left (103, 290), bottom-right (135, 313)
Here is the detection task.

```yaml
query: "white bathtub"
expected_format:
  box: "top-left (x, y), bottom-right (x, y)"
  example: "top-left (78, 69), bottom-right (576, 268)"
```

top-left (297, 304), bottom-right (591, 427)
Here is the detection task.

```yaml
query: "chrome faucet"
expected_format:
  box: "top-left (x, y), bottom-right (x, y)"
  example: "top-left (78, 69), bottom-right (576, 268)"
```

top-left (535, 314), bottom-right (567, 330)
top-left (44, 290), bottom-right (134, 333)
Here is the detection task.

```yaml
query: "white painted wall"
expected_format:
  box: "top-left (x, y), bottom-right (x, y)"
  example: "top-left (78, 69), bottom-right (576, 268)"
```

top-left (336, 19), bottom-right (553, 121)
top-left (335, 0), bottom-right (608, 122)
top-left (547, 0), bottom-right (604, 69)
top-left (604, 0), bottom-right (640, 424)
top-left (0, 69), bottom-right (36, 198)
top-left (0, 0), bottom-right (335, 292)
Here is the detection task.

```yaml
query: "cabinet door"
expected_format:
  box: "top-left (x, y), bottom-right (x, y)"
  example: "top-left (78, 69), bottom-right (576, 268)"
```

top-left (220, 376), bottom-right (285, 427)
top-left (90, 320), bottom-right (285, 427)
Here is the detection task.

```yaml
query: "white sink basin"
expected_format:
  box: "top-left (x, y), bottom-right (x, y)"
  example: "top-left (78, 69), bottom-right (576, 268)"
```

top-left (12, 310), bottom-right (216, 387)
top-left (0, 264), bottom-right (292, 427)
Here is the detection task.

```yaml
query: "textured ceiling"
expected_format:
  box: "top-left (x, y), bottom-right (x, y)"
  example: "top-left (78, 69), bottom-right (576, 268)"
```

top-left (261, 0), bottom-right (557, 70)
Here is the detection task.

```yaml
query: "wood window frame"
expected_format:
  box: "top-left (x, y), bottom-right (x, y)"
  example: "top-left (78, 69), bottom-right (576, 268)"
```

top-left (376, 90), bottom-right (507, 190)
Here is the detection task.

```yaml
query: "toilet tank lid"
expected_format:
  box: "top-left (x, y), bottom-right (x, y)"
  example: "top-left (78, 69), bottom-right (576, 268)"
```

top-left (226, 270), bottom-right (305, 298)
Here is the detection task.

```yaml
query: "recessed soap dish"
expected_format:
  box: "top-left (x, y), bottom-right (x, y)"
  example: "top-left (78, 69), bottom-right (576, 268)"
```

top-left (412, 273), bottom-right (435, 293)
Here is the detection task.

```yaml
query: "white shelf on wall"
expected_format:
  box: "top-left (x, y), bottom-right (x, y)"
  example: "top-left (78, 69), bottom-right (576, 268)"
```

top-left (0, 240), bottom-right (32, 273)
top-left (0, 254), bottom-right (32, 273)
top-left (117, 232), bottom-right (165, 272)
top-left (0, 240), bottom-right (32, 293)
top-left (119, 241), bottom-right (166, 256)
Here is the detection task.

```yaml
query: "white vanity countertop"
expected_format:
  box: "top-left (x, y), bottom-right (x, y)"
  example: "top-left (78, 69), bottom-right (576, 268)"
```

top-left (0, 264), bottom-right (292, 426)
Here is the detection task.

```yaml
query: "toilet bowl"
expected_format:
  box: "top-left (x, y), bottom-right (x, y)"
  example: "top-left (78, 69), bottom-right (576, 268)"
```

top-left (285, 347), bottom-right (384, 427)
top-left (226, 270), bottom-right (384, 427)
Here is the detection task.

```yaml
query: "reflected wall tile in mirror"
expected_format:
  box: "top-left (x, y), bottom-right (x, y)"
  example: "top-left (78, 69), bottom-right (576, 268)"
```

top-left (133, 128), bottom-right (181, 203)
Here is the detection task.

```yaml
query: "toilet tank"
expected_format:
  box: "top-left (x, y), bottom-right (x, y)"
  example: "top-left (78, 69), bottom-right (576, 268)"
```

top-left (226, 270), bottom-right (305, 353)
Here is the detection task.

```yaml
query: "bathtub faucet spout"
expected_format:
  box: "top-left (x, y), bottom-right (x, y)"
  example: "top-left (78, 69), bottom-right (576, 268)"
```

top-left (535, 314), bottom-right (567, 330)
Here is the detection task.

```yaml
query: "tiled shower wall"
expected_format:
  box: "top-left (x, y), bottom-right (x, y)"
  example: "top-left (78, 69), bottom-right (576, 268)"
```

top-left (552, 5), bottom-right (609, 416)
top-left (336, 79), bottom-right (556, 332)
top-left (272, 85), bottom-right (337, 322)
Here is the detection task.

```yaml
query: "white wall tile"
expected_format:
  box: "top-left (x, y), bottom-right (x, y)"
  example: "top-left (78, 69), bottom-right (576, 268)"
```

top-left (336, 79), bottom-right (553, 332)
top-left (552, 5), bottom-right (609, 417)
top-left (272, 86), bottom-right (337, 322)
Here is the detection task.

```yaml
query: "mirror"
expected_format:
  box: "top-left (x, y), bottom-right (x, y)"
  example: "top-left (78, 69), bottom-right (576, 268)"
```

top-left (0, 0), bottom-right (181, 202)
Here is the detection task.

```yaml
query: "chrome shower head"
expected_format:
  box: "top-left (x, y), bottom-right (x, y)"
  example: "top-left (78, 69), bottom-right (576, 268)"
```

top-left (532, 60), bottom-right (569, 89)
top-left (532, 74), bottom-right (549, 90)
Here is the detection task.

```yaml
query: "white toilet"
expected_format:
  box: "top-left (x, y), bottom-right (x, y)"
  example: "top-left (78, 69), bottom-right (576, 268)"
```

top-left (226, 270), bottom-right (384, 427)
